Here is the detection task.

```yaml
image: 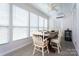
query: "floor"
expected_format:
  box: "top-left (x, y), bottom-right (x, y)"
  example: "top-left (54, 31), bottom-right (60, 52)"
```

top-left (5, 39), bottom-right (77, 56)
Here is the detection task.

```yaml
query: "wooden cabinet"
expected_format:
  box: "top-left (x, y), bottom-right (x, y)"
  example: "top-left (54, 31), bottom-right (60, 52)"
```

top-left (64, 29), bottom-right (72, 41)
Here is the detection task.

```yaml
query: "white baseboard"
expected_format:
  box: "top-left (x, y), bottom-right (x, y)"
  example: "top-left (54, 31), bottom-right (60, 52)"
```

top-left (72, 40), bottom-right (78, 55)
top-left (0, 40), bottom-right (32, 56)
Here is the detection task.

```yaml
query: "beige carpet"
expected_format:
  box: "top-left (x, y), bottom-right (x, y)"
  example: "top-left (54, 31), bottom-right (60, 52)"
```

top-left (5, 39), bottom-right (77, 56)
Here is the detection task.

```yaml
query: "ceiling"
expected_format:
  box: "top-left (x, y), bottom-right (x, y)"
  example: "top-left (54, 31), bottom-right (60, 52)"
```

top-left (30, 3), bottom-right (49, 16)
top-left (29, 3), bottom-right (75, 17)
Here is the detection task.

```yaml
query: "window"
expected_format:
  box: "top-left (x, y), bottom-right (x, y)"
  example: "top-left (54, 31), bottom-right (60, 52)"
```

top-left (0, 4), bottom-right (48, 44)
top-left (12, 5), bottom-right (29, 41)
top-left (39, 16), bottom-right (48, 31)
top-left (44, 19), bottom-right (48, 28)
top-left (13, 5), bottom-right (29, 26)
top-left (30, 12), bottom-right (38, 27)
top-left (0, 4), bottom-right (9, 44)
top-left (30, 12), bottom-right (38, 36)
top-left (0, 27), bottom-right (9, 44)
top-left (0, 4), bottom-right (9, 26)
top-left (39, 16), bottom-right (44, 28)
top-left (13, 28), bottom-right (28, 41)
top-left (44, 19), bottom-right (48, 30)
top-left (39, 27), bottom-right (43, 31)
top-left (30, 28), bottom-right (38, 36)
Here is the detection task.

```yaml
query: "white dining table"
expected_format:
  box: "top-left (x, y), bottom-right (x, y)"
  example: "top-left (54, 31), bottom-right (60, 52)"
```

top-left (32, 31), bottom-right (49, 40)
top-left (32, 31), bottom-right (49, 36)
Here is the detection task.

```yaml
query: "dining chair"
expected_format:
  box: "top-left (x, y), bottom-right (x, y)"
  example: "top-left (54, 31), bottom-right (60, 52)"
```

top-left (50, 30), bottom-right (62, 53)
top-left (32, 34), bottom-right (49, 56)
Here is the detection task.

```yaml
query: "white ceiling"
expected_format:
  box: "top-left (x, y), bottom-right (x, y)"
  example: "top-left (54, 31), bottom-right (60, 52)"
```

top-left (29, 3), bottom-right (75, 17)
top-left (30, 3), bottom-right (49, 16)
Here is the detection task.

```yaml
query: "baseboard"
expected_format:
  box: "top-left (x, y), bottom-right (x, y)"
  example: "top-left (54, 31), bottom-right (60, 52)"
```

top-left (74, 44), bottom-right (79, 56)
top-left (72, 40), bottom-right (78, 56)
top-left (0, 40), bottom-right (32, 56)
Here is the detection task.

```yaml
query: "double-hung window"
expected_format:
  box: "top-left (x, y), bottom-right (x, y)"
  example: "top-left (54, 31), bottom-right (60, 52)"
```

top-left (13, 5), bottom-right (29, 41)
top-left (30, 12), bottom-right (38, 36)
top-left (0, 4), bottom-right (10, 44)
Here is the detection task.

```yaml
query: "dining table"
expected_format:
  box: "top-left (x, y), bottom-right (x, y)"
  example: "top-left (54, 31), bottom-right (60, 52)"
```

top-left (32, 31), bottom-right (58, 52)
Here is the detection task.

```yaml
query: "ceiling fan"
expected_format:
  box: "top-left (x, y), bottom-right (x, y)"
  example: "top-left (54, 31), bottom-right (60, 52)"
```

top-left (48, 3), bottom-right (65, 18)
top-left (48, 3), bottom-right (59, 11)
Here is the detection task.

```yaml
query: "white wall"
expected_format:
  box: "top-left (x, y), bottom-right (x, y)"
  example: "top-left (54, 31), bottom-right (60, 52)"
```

top-left (72, 4), bottom-right (79, 55)
top-left (63, 13), bottom-right (73, 30)
top-left (49, 4), bottom-right (73, 32)
top-left (76, 4), bottom-right (79, 55)
top-left (49, 11), bottom-right (57, 30)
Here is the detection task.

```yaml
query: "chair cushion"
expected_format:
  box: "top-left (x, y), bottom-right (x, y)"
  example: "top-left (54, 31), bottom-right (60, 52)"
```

top-left (51, 39), bottom-right (59, 43)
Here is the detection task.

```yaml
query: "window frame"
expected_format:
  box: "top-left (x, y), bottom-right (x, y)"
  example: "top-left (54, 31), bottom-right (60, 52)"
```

top-left (0, 4), bottom-right (48, 45)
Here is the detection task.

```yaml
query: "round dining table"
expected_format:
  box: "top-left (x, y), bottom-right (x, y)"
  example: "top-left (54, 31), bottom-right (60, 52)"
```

top-left (32, 31), bottom-right (58, 52)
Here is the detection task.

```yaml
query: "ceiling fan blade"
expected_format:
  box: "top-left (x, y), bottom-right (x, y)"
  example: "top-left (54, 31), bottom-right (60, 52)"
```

top-left (48, 3), bottom-right (57, 11)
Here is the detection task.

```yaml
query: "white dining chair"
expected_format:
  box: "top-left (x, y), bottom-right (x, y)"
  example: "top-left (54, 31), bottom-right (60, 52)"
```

top-left (50, 30), bottom-right (62, 53)
top-left (32, 33), bottom-right (49, 56)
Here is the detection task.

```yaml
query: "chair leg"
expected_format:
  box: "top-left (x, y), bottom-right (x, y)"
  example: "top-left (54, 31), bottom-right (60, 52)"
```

top-left (59, 44), bottom-right (61, 51)
top-left (42, 47), bottom-right (44, 56)
top-left (57, 44), bottom-right (60, 54)
top-left (33, 46), bottom-right (36, 55)
top-left (47, 46), bottom-right (49, 54)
